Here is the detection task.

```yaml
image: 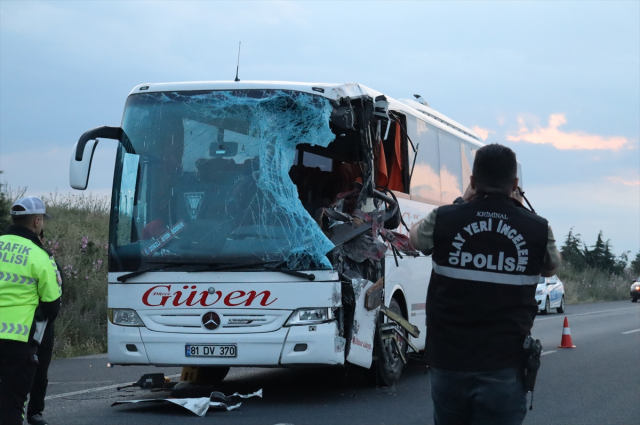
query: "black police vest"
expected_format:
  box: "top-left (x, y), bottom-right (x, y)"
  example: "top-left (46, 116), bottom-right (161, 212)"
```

top-left (425, 194), bottom-right (549, 372)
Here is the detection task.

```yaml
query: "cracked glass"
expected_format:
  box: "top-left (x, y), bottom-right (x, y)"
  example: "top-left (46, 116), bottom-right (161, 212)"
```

top-left (111, 90), bottom-right (336, 272)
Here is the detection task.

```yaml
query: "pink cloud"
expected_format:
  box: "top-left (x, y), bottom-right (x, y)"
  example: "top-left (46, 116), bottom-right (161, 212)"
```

top-left (471, 126), bottom-right (495, 141)
top-left (607, 176), bottom-right (640, 186)
top-left (507, 113), bottom-right (629, 150)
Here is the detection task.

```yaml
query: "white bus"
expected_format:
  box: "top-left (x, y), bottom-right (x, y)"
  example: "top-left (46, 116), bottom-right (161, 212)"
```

top-left (69, 81), bottom-right (509, 386)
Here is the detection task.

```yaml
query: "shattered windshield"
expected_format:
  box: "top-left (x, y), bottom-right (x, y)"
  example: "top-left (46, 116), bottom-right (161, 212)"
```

top-left (110, 90), bottom-right (336, 272)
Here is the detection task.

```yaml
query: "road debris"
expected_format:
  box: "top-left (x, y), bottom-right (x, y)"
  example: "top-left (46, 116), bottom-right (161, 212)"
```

top-left (116, 373), bottom-right (174, 391)
top-left (111, 389), bottom-right (263, 417)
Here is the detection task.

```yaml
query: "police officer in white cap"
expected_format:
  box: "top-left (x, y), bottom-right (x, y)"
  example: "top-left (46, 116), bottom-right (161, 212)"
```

top-left (0, 196), bottom-right (61, 425)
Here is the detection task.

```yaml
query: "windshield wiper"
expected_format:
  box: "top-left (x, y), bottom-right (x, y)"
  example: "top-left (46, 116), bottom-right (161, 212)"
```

top-left (266, 265), bottom-right (316, 281)
top-left (118, 260), bottom-right (317, 283)
top-left (116, 262), bottom-right (214, 283)
top-left (189, 260), bottom-right (316, 281)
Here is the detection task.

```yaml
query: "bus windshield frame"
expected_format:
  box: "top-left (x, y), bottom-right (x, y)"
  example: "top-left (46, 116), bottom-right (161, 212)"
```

top-left (109, 89), bottom-right (337, 274)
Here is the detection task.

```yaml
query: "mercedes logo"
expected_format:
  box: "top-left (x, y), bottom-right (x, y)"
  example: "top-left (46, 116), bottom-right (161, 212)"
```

top-left (202, 311), bottom-right (221, 330)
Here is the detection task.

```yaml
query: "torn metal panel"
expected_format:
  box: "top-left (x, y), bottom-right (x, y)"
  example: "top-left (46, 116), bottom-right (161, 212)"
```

top-left (111, 389), bottom-right (262, 417)
top-left (345, 276), bottom-right (380, 369)
top-left (381, 305), bottom-right (420, 339)
top-left (330, 281), bottom-right (342, 307)
top-left (342, 234), bottom-right (387, 263)
top-left (365, 278), bottom-right (384, 311)
top-left (343, 269), bottom-right (366, 300)
top-left (380, 322), bottom-right (420, 354)
top-left (379, 229), bottom-right (419, 256)
top-left (335, 326), bottom-right (346, 353)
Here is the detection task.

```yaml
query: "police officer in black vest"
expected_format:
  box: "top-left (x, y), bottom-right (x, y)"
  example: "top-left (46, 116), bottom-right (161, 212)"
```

top-left (410, 144), bottom-right (560, 425)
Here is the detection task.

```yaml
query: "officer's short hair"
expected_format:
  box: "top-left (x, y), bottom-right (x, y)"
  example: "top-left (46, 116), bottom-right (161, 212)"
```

top-left (472, 144), bottom-right (517, 189)
top-left (10, 205), bottom-right (38, 226)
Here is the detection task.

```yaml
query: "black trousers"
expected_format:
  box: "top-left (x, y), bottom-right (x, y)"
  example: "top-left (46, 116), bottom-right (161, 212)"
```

top-left (0, 339), bottom-right (38, 425)
top-left (430, 366), bottom-right (528, 425)
top-left (27, 323), bottom-right (55, 416)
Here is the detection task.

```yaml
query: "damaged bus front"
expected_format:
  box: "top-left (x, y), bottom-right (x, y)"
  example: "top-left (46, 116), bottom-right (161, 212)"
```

top-left (70, 81), bottom-right (486, 385)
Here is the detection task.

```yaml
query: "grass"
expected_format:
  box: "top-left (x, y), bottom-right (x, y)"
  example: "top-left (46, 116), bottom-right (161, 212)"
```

top-left (557, 261), bottom-right (633, 305)
top-left (38, 192), bottom-right (110, 358)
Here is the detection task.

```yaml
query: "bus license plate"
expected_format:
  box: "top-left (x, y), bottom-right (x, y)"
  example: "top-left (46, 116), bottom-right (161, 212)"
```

top-left (185, 344), bottom-right (237, 357)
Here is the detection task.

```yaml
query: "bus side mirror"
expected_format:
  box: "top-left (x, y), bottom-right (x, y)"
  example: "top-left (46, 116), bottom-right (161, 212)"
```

top-left (69, 126), bottom-right (123, 190)
top-left (70, 139), bottom-right (98, 190)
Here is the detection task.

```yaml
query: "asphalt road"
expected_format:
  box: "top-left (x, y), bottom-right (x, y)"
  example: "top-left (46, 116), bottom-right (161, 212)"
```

top-left (37, 300), bottom-right (639, 425)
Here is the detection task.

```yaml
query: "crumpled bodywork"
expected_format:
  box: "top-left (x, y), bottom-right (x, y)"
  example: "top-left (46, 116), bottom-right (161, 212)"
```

top-left (343, 272), bottom-right (379, 368)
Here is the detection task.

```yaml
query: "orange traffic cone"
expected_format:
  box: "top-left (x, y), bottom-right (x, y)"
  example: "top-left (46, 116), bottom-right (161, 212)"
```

top-left (558, 316), bottom-right (576, 348)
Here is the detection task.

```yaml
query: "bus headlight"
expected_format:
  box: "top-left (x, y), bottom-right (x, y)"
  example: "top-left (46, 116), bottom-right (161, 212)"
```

top-left (109, 308), bottom-right (145, 327)
top-left (285, 308), bottom-right (333, 326)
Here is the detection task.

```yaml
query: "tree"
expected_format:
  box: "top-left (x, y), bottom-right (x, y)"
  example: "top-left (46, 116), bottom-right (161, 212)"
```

top-left (613, 251), bottom-right (630, 276)
top-left (561, 228), bottom-right (585, 267)
top-left (583, 230), bottom-right (628, 275)
top-left (631, 252), bottom-right (640, 277)
top-left (584, 231), bottom-right (618, 273)
top-left (0, 171), bottom-right (11, 234)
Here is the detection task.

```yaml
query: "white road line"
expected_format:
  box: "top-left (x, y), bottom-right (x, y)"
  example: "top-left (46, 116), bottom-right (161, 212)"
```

top-left (622, 328), bottom-right (640, 335)
top-left (535, 306), bottom-right (639, 322)
top-left (45, 374), bottom-right (181, 401)
top-left (541, 350), bottom-right (556, 356)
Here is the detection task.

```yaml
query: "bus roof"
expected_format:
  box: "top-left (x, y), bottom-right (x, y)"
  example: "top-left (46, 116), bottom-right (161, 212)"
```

top-left (129, 80), bottom-right (483, 145)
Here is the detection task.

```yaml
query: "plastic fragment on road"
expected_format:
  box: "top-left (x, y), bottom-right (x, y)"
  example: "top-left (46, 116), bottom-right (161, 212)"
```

top-left (225, 389), bottom-right (263, 399)
top-left (111, 389), bottom-right (263, 417)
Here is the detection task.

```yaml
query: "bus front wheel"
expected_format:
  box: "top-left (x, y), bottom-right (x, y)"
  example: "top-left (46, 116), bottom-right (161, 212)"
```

top-left (372, 297), bottom-right (407, 386)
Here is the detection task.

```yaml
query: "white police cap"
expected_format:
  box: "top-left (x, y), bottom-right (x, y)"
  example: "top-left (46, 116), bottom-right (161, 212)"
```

top-left (11, 196), bottom-right (52, 218)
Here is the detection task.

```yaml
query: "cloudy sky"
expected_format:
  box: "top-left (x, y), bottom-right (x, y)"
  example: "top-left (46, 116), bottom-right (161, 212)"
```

top-left (1, 1), bottom-right (638, 257)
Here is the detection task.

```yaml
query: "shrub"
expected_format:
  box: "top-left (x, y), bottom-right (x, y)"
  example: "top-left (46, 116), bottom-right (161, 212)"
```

top-left (0, 171), bottom-right (11, 232)
top-left (39, 192), bottom-right (110, 358)
top-left (558, 260), bottom-right (633, 305)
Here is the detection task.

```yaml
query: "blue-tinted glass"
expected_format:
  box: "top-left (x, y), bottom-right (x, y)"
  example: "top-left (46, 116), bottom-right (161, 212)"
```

top-left (117, 152), bottom-right (140, 245)
top-left (407, 115), bottom-right (441, 203)
top-left (438, 129), bottom-right (463, 203)
top-left (113, 90), bottom-right (335, 271)
top-left (461, 142), bottom-right (475, 192)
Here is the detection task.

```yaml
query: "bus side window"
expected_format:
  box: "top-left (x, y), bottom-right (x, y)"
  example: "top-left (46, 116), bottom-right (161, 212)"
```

top-left (407, 116), bottom-right (442, 204)
top-left (438, 129), bottom-right (463, 204)
top-left (461, 142), bottom-right (475, 190)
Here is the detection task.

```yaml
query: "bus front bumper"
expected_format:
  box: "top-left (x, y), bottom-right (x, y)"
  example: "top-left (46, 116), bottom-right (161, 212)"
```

top-left (108, 321), bottom-right (345, 367)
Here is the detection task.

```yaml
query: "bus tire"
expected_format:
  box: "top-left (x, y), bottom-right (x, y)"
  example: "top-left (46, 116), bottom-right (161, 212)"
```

top-left (372, 297), bottom-right (406, 386)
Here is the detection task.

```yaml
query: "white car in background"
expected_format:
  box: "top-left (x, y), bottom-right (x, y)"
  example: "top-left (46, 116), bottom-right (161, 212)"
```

top-left (536, 275), bottom-right (565, 315)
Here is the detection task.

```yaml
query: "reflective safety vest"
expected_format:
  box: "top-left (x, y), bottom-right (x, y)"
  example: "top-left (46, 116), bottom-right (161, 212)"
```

top-left (0, 234), bottom-right (61, 343)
